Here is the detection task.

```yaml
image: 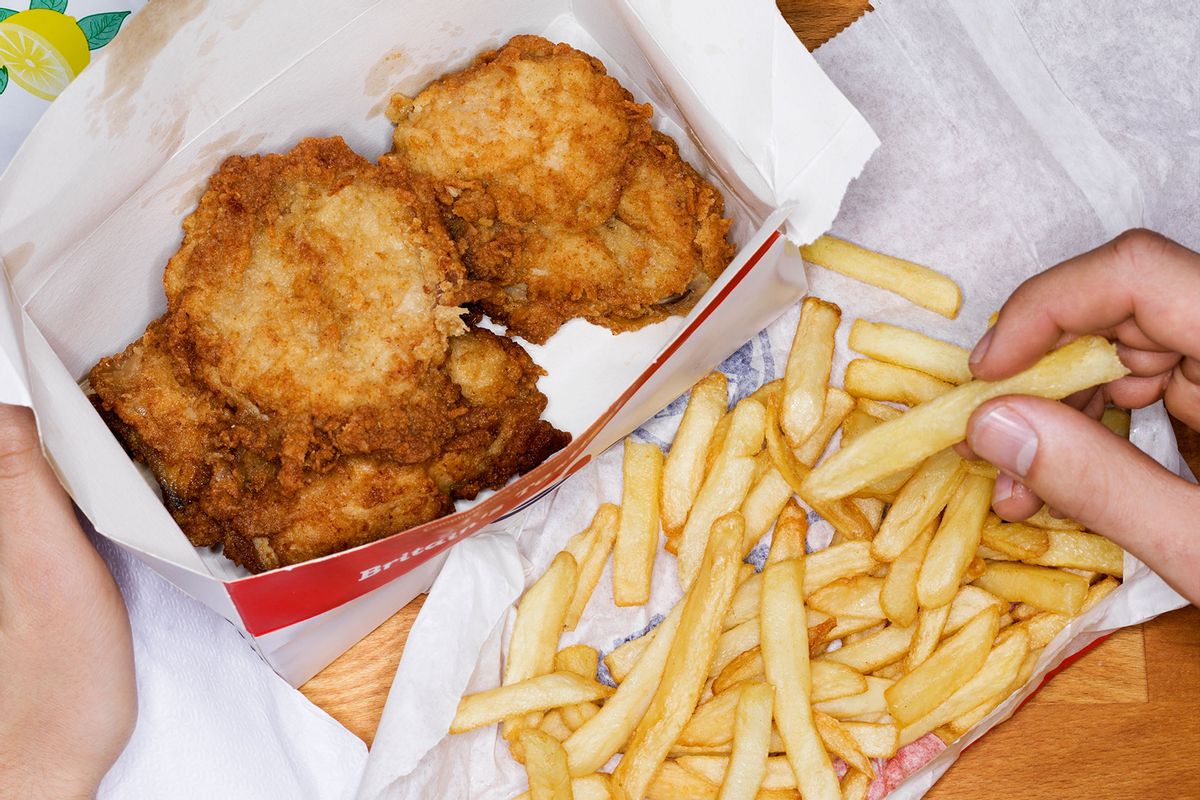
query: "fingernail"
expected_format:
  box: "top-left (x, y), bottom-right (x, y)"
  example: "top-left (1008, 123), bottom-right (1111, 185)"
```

top-left (969, 328), bottom-right (994, 367)
top-left (970, 405), bottom-right (1039, 478)
top-left (993, 473), bottom-right (1015, 504)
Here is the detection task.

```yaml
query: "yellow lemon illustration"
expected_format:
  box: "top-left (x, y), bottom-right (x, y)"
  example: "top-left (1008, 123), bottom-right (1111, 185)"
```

top-left (0, 9), bottom-right (90, 101)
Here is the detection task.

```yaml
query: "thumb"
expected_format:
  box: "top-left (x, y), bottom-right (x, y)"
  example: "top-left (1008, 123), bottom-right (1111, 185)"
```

top-left (966, 395), bottom-right (1200, 605)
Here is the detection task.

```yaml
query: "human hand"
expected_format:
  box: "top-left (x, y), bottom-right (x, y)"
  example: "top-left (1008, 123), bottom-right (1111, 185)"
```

top-left (963, 229), bottom-right (1200, 605)
top-left (0, 405), bottom-right (137, 798)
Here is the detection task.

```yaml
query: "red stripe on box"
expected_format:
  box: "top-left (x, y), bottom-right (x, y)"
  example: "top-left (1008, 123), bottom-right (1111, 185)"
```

top-left (226, 230), bottom-right (783, 636)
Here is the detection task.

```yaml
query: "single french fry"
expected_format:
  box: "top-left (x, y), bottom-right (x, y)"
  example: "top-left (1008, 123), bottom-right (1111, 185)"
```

top-left (769, 499), bottom-right (810, 564)
top-left (782, 297), bottom-right (841, 446)
top-left (1101, 407), bottom-right (1131, 438)
top-left (881, 523), bottom-right (936, 627)
top-left (841, 721), bottom-right (899, 759)
top-left (844, 359), bottom-right (954, 406)
top-left (918, 473), bottom-right (994, 608)
top-left (841, 770), bottom-right (871, 800)
top-left (725, 573), bottom-right (762, 630)
top-left (504, 552), bottom-right (580, 739)
top-left (822, 624), bottom-right (915, 673)
top-left (614, 441), bottom-right (665, 606)
top-left (711, 628), bottom-right (856, 698)
top-left (565, 505), bottom-right (620, 630)
top-left (520, 729), bottom-right (575, 800)
top-left (646, 761), bottom-right (720, 800)
top-left (871, 449), bottom-right (964, 561)
top-left (885, 608), bottom-right (1001, 726)
top-left (802, 337), bottom-right (1129, 501)
top-left (904, 604), bottom-right (952, 673)
top-left (603, 632), bottom-right (654, 685)
top-left (848, 319), bottom-right (972, 385)
top-left (711, 618), bottom-right (760, 680)
top-left (663, 373), bottom-right (729, 537)
top-left (972, 562), bottom-right (1089, 615)
top-left (760, 516), bottom-right (841, 800)
top-left (716, 682), bottom-right (776, 800)
top-left (944, 585), bottom-right (1007, 634)
top-left (979, 516), bottom-right (1050, 561)
top-left (452, 672), bottom-right (614, 734)
top-left (807, 576), bottom-right (886, 619)
top-left (800, 236), bottom-right (962, 319)
top-left (813, 676), bottom-right (894, 721)
top-left (1024, 530), bottom-right (1124, 577)
top-left (540, 710), bottom-right (574, 742)
top-left (1023, 506), bottom-right (1086, 531)
top-left (815, 712), bottom-right (873, 777)
top-left (740, 468), bottom-right (794, 556)
top-left (839, 411), bottom-right (915, 500)
top-left (795, 388), bottom-right (857, 466)
top-left (678, 754), bottom-right (798, 790)
top-left (612, 515), bottom-right (744, 799)
top-left (556, 645), bottom-right (602, 731)
top-left (1010, 576), bottom-right (1119, 650)
top-left (515, 774), bottom-right (611, 800)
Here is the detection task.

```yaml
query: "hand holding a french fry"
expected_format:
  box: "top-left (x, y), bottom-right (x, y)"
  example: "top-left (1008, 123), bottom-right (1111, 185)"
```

top-left (964, 229), bottom-right (1200, 605)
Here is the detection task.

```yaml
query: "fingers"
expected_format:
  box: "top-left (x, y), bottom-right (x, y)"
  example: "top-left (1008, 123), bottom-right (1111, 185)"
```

top-left (970, 229), bottom-right (1200, 380)
top-left (1165, 366), bottom-right (1200, 431)
top-left (991, 474), bottom-right (1042, 521)
top-left (967, 395), bottom-right (1200, 605)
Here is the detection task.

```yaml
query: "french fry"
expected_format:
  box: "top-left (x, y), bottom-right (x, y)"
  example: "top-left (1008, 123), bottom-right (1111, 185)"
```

top-left (841, 721), bottom-right (899, 759)
top-left (839, 411), bottom-right (914, 500)
top-left (556, 646), bottom-right (602, 731)
top-left (807, 576), bottom-right (886, 619)
top-left (782, 297), bottom-right (841, 446)
top-left (706, 413), bottom-right (734, 474)
top-left (855, 398), bottom-right (904, 422)
top-left (769, 499), bottom-right (810, 564)
top-left (662, 373), bottom-right (729, 537)
top-left (881, 523), bottom-right (936, 627)
top-left (795, 388), bottom-right (857, 466)
top-left (711, 633), bottom-right (858, 698)
top-left (1101, 406), bottom-right (1131, 438)
top-left (564, 603), bottom-right (684, 777)
top-left (848, 319), bottom-right (972, 385)
top-left (1011, 576), bottom-right (1120, 649)
top-left (565, 505), bottom-right (620, 630)
top-left (716, 682), bottom-right (775, 800)
top-left (520, 729), bottom-right (576, 800)
top-left (515, 774), bottom-right (612, 800)
top-left (760, 513), bottom-right (841, 800)
top-left (897, 628), bottom-right (1030, 746)
top-left (885, 608), bottom-right (1001, 726)
top-left (504, 552), bottom-right (580, 739)
top-left (612, 514), bottom-right (744, 799)
top-left (646, 761), bottom-right (720, 800)
top-left (813, 676), bottom-right (893, 721)
top-left (452, 672), bottom-right (614, 734)
top-left (871, 449), bottom-right (964, 561)
top-left (806, 541), bottom-right (878, 597)
top-left (614, 441), bottom-right (665, 606)
top-left (740, 468), bottom-right (794, 555)
top-left (725, 573), bottom-right (762, 630)
top-left (711, 618), bottom-right (760, 679)
top-left (979, 516), bottom-right (1050, 561)
top-left (841, 771), bottom-right (871, 800)
top-left (822, 624), bottom-right (915, 673)
top-left (904, 604), bottom-right (952, 673)
top-left (852, 497), bottom-right (885, 533)
top-left (943, 585), bottom-right (1007, 634)
top-left (603, 632), bottom-right (653, 685)
top-left (1024, 530), bottom-right (1124, 576)
top-left (814, 713), bottom-right (873, 776)
top-left (540, 710), bottom-right (574, 742)
top-left (844, 359), bottom-right (954, 406)
top-left (1022, 506), bottom-right (1085, 531)
top-left (799, 235), bottom-right (962, 319)
top-left (678, 755), bottom-right (798, 790)
top-left (972, 562), bottom-right (1089, 615)
top-left (802, 336), bottom-right (1129, 501)
top-left (917, 473), bottom-right (993, 608)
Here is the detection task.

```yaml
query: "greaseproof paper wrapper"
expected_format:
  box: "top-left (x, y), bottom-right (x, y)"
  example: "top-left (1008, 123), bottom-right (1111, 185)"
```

top-left (361, 1), bottom-right (1193, 797)
top-left (0, 0), bottom-right (876, 685)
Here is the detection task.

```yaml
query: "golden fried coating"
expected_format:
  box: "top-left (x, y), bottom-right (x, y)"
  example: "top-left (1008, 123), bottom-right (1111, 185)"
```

top-left (163, 136), bottom-right (473, 465)
top-left (387, 36), bottom-right (734, 344)
top-left (389, 35), bottom-right (652, 229)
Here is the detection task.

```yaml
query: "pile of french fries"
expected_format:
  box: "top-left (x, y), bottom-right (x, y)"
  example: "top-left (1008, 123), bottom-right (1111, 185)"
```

top-left (449, 239), bottom-right (1131, 800)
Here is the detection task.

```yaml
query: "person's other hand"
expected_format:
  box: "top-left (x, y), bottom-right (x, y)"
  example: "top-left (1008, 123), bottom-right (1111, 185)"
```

top-left (964, 229), bottom-right (1200, 605)
top-left (0, 404), bottom-right (136, 798)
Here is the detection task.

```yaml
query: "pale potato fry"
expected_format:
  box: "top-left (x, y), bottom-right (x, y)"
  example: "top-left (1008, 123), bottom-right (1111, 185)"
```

top-left (603, 632), bottom-right (654, 685)
top-left (881, 523), bottom-right (936, 627)
top-left (799, 236), bottom-right (962, 319)
top-left (813, 676), bottom-right (893, 721)
top-left (646, 761), bottom-right (719, 800)
top-left (807, 576), bottom-right (886, 619)
top-left (979, 516), bottom-right (1050, 561)
top-left (848, 319), bottom-right (972, 385)
top-left (904, 603), bottom-right (951, 673)
top-left (973, 562), bottom-right (1089, 615)
top-left (678, 755), bottom-right (798, 790)
top-left (917, 473), bottom-right (994, 608)
top-left (1023, 506), bottom-right (1085, 531)
top-left (516, 774), bottom-right (611, 800)
top-left (768, 499), bottom-right (810, 564)
top-left (706, 413), bottom-right (734, 475)
top-left (795, 388), bottom-right (857, 466)
top-left (897, 628), bottom-right (1030, 746)
top-left (852, 497), bottom-right (885, 533)
top-left (760, 519), bottom-right (841, 800)
top-left (802, 336), bottom-right (1129, 501)
top-left (520, 729), bottom-right (575, 800)
top-left (821, 614), bottom-right (886, 642)
top-left (711, 636), bottom-right (858, 698)
top-left (540, 710), bottom-right (574, 742)
top-left (717, 682), bottom-right (775, 800)
top-left (614, 441), bottom-right (665, 606)
top-left (566, 599), bottom-right (682, 775)
top-left (822, 624), bottom-right (916, 673)
top-left (855, 398), bottom-right (904, 421)
top-left (841, 721), bottom-right (899, 759)
top-left (612, 515), bottom-right (744, 799)
top-left (782, 297), bottom-right (841, 446)
top-left (725, 572), bottom-right (763, 630)
top-left (1011, 603), bottom-right (1040, 622)
top-left (555, 645), bottom-right (602, 731)
top-left (740, 468), bottom-right (794, 556)
top-left (452, 672), bottom-right (614, 734)
top-left (565, 505), bottom-right (620, 630)
top-left (711, 618), bottom-right (760, 679)
top-left (872, 662), bottom-right (906, 680)
top-left (885, 608), bottom-right (1001, 727)
top-left (839, 412), bottom-right (914, 501)
top-left (561, 702), bottom-right (600, 732)
top-left (1010, 576), bottom-right (1120, 649)
top-left (944, 585), bottom-right (1007, 634)
top-left (814, 712), bottom-right (873, 776)
top-left (662, 373), bottom-right (729, 537)
top-left (504, 552), bottom-right (580, 739)
top-left (871, 449), bottom-right (964, 561)
top-left (842, 771), bottom-right (871, 800)
top-left (1024, 530), bottom-right (1124, 576)
top-left (844, 359), bottom-right (954, 406)
top-left (805, 541), bottom-right (878, 597)
top-left (1100, 406), bottom-right (1131, 438)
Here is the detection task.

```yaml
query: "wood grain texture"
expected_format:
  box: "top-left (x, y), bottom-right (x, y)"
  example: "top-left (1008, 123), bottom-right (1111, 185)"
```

top-left (301, 6), bottom-right (1200, 798)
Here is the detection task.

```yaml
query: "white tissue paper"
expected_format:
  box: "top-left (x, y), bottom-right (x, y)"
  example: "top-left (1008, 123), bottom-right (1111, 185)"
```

top-left (361, 2), bottom-right (1195, 798)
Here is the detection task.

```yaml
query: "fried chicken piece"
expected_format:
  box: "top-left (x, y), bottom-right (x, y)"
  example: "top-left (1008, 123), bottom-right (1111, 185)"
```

top-left (389, 35), bottom-right (652, 229)
top-left (162, 136), bottom-right (473, 467)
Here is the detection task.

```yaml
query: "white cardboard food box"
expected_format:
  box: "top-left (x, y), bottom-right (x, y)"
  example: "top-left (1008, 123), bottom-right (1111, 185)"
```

top-left (0, 0), bottom-right (877, 685)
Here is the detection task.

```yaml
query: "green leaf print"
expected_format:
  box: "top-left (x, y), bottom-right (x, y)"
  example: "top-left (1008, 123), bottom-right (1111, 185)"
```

top-left (29, 0), bottom-right (68, 12)
top-left (0, 66), bottom-right (7, 96)
top-left (0, 8), bottom-right (18, 22)
top-left (78, 11), bottom-right (130, 50)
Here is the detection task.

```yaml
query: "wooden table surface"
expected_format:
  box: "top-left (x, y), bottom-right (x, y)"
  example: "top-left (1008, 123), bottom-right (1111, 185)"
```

top-left (302, 4), bottom-right (1200, 797)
